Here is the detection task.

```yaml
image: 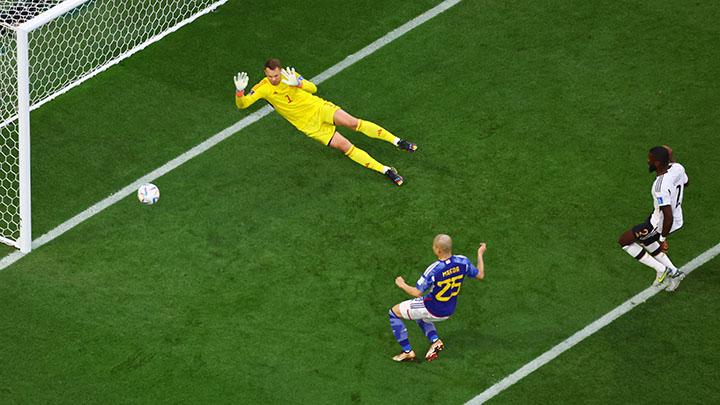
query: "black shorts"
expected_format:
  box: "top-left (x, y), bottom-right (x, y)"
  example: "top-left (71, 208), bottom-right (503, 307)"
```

top-left (632, 216), bottom-right (659, 245)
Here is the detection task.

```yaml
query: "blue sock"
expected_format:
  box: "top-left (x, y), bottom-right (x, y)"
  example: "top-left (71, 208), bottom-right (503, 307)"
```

top-left (389, 309), bottom-right (412, 352)
top-left (416, 319), bottom-right (439, 343)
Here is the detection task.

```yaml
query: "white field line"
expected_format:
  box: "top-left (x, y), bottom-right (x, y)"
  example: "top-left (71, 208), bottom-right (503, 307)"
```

top-left (0, 0), bottom-right (461, 271)
top-left (467, 241), bottom-right (720, 404)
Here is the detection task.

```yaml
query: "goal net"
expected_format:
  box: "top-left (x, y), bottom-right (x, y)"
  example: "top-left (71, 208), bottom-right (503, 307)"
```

top-left (0, 0), bottom-right (227, 252)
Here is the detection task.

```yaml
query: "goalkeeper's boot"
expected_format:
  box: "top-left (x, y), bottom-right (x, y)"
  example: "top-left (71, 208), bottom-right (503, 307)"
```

top-left (666, 270), bottom-right (686, 292)
top-left (425, 339), bottom-right (444, 362)
top-left (392, 350), bottom-right (416, 362)
top-left (385, 167), bottom-right (404, 186)
top-left (397, 139), bottom-right (418, 153)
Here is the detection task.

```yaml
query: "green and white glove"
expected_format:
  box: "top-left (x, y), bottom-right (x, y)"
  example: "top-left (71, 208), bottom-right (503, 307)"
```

top-left (234, 72), bottom-right (249, 92)
top-left (281, 67), bottom-right (300, 87)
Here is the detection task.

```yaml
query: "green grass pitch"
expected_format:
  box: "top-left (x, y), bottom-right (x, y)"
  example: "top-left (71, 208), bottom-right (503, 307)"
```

top-left (1, 0), bottom-right (719, 403)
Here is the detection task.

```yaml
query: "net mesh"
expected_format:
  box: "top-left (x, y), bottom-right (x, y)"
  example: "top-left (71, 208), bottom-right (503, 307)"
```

top-left (0, 1), bottom-right (64, 28)
top-left (0, 0), bottom-right (224, 247)
top-left (28, 0), bottom-right (223, 105)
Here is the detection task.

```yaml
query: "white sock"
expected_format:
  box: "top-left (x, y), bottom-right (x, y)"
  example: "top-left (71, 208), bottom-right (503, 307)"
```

top-left (639, 255), bottom-right (667, 278)
top-left (623, 243), bottom-right (665, 273)
top-left (651, 252), bottom-right (677, 274)
top-left (382, 166), bottom-right (391, 174)
top-left (642, 241), bottom-right (678, 275)
top-left (392, 137), bottom-right (400, 146)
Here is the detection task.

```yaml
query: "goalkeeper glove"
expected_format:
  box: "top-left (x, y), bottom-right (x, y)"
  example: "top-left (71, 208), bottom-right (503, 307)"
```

top-left (281, 67), bottom-right (300, 87)
top-left (234, 72), bottom-right (249, 92)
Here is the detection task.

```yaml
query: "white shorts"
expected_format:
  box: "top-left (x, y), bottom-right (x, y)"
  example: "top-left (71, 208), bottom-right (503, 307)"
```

top-left (397, 298), bottom-right (449, 322)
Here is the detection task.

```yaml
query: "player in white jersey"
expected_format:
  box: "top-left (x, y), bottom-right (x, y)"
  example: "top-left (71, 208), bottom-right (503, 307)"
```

top-left (618, 146), bottom-right (688, 291)
top-left (660, 145), bottom-right (689, 248)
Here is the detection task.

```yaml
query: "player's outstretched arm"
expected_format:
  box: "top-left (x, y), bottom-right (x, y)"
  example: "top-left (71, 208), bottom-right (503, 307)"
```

top-left (233, 72), bottom-right (264, 109)
top-left (395, 276), bottom-right (423, 298)
top-left (475, 243), bottom-right (486, 280)
top-left (281, 67), bottom-right (317, 94)
top-left (298, 77), bottom-right (317, 93)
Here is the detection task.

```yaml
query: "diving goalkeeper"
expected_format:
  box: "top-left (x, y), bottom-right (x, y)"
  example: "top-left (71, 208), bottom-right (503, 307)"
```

top-left (234, 58), bottom-right (416, 186)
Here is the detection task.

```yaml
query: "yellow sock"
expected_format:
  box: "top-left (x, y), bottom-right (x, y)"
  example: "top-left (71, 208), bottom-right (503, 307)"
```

top-left (356, 119), bottom-right (397, 145)
top-left (345, 146), bottom-right (386, 173)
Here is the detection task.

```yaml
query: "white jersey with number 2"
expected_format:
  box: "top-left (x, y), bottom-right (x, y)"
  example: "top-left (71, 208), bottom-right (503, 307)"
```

top-left (650, 162), bottom-right (688, 233)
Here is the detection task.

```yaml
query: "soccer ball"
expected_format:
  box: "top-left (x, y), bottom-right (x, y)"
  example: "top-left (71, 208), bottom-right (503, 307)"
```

top-left (137, 183), bottom-right (160, 205)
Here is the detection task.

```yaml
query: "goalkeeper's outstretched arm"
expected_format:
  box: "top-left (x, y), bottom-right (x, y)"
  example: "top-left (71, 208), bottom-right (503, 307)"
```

top-left (233, 72), bottom-right (264, 109)
top-left (298, 77), bottom-right (317, 94)
top-left (281, 67), bottom-right (317, 94)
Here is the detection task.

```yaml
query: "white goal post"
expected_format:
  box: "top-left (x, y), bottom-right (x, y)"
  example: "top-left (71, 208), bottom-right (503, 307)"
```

top-left (0, 0), bottom-right (228, 252)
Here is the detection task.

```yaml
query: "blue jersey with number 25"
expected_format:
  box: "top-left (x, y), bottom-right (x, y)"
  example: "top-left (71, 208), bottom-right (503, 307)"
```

top-left (416, 255), bottom-right (478, 317)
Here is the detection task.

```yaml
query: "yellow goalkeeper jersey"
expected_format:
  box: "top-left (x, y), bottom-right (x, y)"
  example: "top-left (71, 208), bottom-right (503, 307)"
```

top-left (235, 74), bottom-right (327, 134)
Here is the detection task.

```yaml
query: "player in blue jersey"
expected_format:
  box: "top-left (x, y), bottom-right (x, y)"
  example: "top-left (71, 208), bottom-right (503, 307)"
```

top-left (388, 234), bottom-right (487, 362)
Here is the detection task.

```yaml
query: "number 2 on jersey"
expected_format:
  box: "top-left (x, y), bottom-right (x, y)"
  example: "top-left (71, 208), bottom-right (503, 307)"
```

top-left (675, 184), bottom-right (683, 208)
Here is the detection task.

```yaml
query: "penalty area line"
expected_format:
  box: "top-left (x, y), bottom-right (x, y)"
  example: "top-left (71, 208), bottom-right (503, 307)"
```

top-left (466, 241), bottom-right (720, 404)
top-left (0, 0), bottom-right (462, 271)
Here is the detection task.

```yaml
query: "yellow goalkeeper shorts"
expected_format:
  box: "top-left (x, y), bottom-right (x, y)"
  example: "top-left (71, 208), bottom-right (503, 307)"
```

top-left (305, 101), bottom-right (341, 145)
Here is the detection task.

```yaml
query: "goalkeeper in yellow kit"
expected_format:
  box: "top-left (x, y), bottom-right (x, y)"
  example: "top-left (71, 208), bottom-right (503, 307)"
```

top-left (234, 58), bottom-right (416, 186)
